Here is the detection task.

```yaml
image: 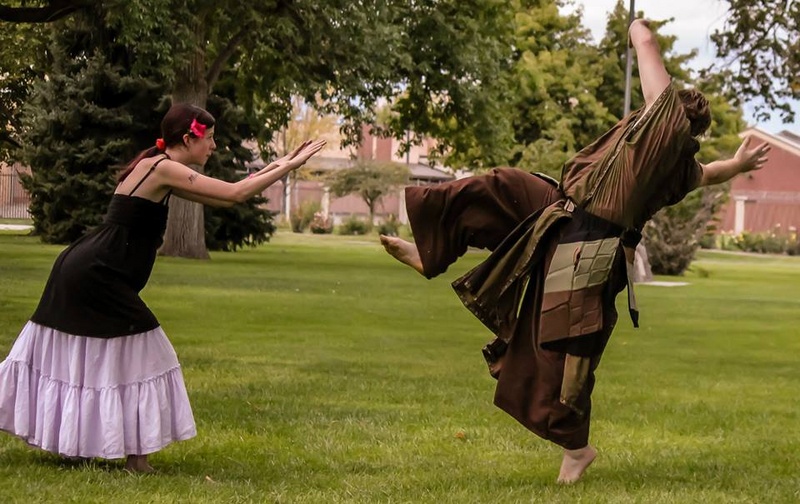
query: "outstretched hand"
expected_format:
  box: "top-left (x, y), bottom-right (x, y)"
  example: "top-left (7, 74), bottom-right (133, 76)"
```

top-left (734, 136), bottom-right (770, 174)
top-left (272, 140), bottom-right (312, 166)
top-left (292, 139), bottom-right (327, 167)
top-left (276, 139), bottom-right (327, 171)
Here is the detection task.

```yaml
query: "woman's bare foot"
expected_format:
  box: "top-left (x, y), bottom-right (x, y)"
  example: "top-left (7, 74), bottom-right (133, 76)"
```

top-left (557, 445), bottom-right (596, 484)
top-left (61, 455), bottom-right (91, 463)
top-left (125, 454), bottom-right (155, 474)
top-left (380, 235), bottom-right (424, 275)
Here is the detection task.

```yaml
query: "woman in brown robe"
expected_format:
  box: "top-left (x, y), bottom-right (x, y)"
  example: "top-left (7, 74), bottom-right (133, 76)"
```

top-left (381, 19), bottom-right (770, 483)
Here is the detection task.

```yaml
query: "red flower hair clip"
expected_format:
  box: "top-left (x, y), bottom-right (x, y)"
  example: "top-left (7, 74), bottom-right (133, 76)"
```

top-left (189, 118), bottom-right (207, 138)
top-left (155, 138), bottom-right (166, 150)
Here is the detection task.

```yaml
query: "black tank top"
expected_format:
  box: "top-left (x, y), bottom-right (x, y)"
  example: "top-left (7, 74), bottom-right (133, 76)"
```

top-left (30, 156), bottom-right (173, 337)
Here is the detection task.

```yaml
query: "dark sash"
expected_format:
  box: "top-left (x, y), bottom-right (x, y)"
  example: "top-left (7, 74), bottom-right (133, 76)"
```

top-left (538, 202), bottom-right (624, 348)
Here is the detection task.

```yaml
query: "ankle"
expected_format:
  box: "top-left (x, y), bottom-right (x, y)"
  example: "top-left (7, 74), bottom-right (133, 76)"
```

top-left (564, 445), bottom-right (594, 458)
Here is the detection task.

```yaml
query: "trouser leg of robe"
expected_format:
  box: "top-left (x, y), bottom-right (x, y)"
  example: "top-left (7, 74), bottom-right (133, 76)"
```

top-left (403, 167), bottom-right (623, 449)
top-left (492, 243), bottom-right (623, 450)
top-left (405, 168), bottom-right (560, 278)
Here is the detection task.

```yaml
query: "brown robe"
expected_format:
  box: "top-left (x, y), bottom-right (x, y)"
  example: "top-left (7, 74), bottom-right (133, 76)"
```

top-left (405, 84), bottom-right (703, 449)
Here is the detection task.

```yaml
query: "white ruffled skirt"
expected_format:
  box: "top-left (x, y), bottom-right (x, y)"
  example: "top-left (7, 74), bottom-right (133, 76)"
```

top-left (0, 321), bottom-right (196, 459)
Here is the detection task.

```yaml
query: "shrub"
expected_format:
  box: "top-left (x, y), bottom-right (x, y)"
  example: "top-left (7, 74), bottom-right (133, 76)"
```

top-left (644, 185), bottom-right (727, 275)
top-left (290, 200), bottom-right (320, 233)
top-left (787, 239), bottom-right (800, 256)
top-left (698, 232), bottom-right (717, 249)
top-left (729, 227), bottom-right (795, 255)
top-left (377, 214), bottom-right (401, 236)
top-left (309, 211), bottom-right (333, 234)
top-left (718, 233), bottom-right (739, 251)
top-left (761, 232), bottom-right (788, 254)
top-left (338, 215), bottom-right (370, 235)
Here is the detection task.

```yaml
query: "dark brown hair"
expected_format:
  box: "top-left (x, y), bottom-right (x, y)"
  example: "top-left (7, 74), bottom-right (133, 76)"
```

top-left (119, 103), bottom-right (216, 181)
top-left (678, 88), bottom-right (711, 138)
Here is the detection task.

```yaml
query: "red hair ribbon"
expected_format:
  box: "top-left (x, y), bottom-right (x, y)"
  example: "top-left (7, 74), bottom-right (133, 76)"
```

top-left (155, 138), bottom-right (166, 150)
top-left (189, 118), bottom-right (207, 138)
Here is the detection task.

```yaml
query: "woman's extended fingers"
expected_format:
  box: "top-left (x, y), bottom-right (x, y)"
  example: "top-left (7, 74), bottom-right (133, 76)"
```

top-left (292, 140), bottom-right (327, 166)
top-left (299, 140), bottom-right (326, 160)
top-left (287, 140), bottom-right (313, 160)
top-left (741, 136), bottom-right (751, 149)
top-left (753, 144), bottom-right (770, 167)
top-left (290, 139), bottom-right (325, 159)
top-left (743, 141), bottom-right (771, 172)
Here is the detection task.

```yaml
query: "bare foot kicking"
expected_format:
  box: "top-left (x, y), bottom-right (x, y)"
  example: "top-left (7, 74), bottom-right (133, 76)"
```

top-left (557, 445), bottom-right (596, 484)
top-left (125, 455), bottom-right (155, 474)
top-left (380, 234), bottom-right (424, 275)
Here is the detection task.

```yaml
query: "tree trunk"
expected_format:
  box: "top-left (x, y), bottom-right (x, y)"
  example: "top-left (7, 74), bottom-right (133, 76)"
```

top-left (633, 242), bottom-right (653, 283)
top-left (367, 199), bottom-right (376, 230)
top-left (159, 20), bottom-right (210, 259)
top-left (283, 174), bottom-right (291, 222)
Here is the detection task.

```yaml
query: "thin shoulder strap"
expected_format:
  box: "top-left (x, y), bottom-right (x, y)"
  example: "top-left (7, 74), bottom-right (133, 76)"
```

top-left (128, 154), bottom-right (171, 197)
top-left (159, 189), bottom-right (172, 206)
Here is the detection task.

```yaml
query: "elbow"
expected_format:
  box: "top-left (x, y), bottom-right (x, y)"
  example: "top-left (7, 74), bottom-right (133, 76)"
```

top-left (232, 186), bottom-right (250, 204)
top-left (700, 172), bottom-right (722, 187)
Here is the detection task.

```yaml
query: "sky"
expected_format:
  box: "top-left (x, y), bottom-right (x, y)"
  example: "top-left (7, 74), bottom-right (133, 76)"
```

top-left (565, 0), bottom-right (799, 134)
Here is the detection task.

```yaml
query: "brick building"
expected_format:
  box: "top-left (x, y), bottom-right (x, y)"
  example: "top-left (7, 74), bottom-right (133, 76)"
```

top-left (717, 129), bottom-right (800, 234)
top-left (255, 126), bottom-right (455, 225)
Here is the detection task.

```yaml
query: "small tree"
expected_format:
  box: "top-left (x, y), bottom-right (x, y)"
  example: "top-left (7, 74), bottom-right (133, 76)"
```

top-left (644, 185), bottom-right (729, 275)
top-left (327, 160), bottom-right (409, 228)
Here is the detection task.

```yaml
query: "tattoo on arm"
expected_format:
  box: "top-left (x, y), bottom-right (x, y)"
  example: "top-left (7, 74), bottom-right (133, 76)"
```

top-left (188, 173), bottom-right (198, 184)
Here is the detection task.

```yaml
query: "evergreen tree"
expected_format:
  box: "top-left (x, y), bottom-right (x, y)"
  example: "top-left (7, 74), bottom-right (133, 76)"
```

top-left (18, 6), bottom-right (166, 243)
top-left (17, 5), bottom-right (277, 250)
top-left (506, 0), bottom-right (614, 178)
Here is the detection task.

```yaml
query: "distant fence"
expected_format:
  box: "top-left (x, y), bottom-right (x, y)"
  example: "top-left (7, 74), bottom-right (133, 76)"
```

top-left (0, 170), bottom-right (31, 219)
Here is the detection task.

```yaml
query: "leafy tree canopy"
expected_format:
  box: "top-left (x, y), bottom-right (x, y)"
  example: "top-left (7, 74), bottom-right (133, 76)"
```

top-left (710, 0), bottom-right (800, 123)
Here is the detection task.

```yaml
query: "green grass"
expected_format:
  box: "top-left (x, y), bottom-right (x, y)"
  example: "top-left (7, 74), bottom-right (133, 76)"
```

top-left (0, 233), bottom-right (799, 503)
top-left (0, 218), bottom-right (32, 225)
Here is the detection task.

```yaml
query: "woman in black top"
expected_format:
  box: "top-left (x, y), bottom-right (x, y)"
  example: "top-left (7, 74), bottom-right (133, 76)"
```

top-left (0, 103), bottom-right (325, 472)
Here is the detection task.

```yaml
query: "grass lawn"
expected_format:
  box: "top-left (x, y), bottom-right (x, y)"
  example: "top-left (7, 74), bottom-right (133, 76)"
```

top-left (0, 231), bottom-right (798, 503)
top-left (0, 218), bottom-right (32, 226)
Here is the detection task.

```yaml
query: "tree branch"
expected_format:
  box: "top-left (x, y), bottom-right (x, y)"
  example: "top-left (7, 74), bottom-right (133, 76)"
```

top-left (206, 23), bottom-right (254, 93)
top-left (0, 132), bottom-right (21, 149)
top-left (0, 0), bottom-right (90, 23)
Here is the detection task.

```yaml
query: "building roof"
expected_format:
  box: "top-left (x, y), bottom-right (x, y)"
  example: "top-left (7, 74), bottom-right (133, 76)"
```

top-left (777, 130), bottom-right (800, 148)
top-left (741, 127), bottom-right (800, 157)
top-left (407, 163), bottom-right (455, 181)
